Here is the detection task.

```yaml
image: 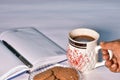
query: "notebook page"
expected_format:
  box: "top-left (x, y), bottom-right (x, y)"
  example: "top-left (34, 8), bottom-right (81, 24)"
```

top-left (0, 42), bottom-right (28, 80)
top-left (0, 27), bottom-right (67, 70)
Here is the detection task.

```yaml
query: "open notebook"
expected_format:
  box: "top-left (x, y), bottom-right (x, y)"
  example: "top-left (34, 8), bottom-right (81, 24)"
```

top-left (0, 27), bottom-right (67, 80)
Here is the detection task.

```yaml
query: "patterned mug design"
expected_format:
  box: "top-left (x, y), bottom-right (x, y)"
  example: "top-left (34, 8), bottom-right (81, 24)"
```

top-left (67, 44), bottom-right (95, 72)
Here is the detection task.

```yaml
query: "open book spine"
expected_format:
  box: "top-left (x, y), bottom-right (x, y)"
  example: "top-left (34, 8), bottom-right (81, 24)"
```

top-left (30, 55), bottom-right (67, 72)
top-left (1, 65), bottom-right (29, 80)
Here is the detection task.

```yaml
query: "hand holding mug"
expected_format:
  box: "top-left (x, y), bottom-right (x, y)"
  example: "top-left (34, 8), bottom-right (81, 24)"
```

top-left (100, 40), bottom-right (120, 72)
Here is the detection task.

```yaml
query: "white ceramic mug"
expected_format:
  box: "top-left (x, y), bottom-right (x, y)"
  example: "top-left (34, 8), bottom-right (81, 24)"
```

top-left (66, 28), bottom-right (112, 73)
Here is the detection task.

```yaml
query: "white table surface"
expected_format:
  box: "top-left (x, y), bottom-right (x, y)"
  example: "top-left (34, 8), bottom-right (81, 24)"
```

top-left (0, 0), bottom-right (120, 80)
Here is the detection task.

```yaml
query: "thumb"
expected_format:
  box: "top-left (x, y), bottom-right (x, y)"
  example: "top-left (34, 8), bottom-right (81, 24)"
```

top-left (100, 41), bottom-right (113, 50)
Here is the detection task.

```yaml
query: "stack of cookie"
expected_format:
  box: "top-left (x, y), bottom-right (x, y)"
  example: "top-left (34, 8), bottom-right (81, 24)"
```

top-left (33, 66), bottom-right (79, 80)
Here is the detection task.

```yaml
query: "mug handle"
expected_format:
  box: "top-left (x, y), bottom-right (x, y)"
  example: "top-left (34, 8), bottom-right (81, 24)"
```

top-left (94, 45), bottom-right (113, 68)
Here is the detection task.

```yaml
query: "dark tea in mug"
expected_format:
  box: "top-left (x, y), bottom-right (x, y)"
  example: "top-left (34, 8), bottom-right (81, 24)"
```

top-left (72, 35), bottom-right (95, 42)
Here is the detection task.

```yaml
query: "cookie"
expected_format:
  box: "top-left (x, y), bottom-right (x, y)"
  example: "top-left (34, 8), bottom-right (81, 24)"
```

top-left (33, 66), bottom-right (79, 80)
top-left (52, 67), bottom-right (79, 80)
top-left (44, 75), bottom-right (55, 80)
top-left (33, 69), bottom-right (52, 80)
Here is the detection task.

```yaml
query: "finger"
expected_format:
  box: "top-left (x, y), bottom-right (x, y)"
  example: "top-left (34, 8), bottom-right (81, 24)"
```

top-left (109, 64), bottom-right (118, 72)
top-left (112, 57), bottom-right (117, 64)
top-left (101, 49), bottom-right (109, 55)
top-left (100, 42), bottom-right (113, 50)
top-left (105, 60), bottom-right (113, 68)
top-left (116, 63), bottom-right (120, 72)
top-left (116, 68), bottom-right (120, 72)
top-left (102, 54), bottom-right (109, 60)
top-left (101, 49), bottom-right (110, 60)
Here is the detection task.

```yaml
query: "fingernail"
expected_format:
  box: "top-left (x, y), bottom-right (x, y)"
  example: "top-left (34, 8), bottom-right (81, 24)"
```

top-left (103, 56), bottom-right (106, 60)
top-left (102, 50), bottom-right (106, 54)
top-left (100, 42), bottom-right (104, 45)
top-left (111, 64), bottom-right (117, 68)
top-left (116, 69), bottom-right (120, 72)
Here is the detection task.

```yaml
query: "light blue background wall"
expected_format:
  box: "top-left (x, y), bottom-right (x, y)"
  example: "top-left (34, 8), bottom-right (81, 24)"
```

top-left (0, 0), bottom-right (120, 48)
